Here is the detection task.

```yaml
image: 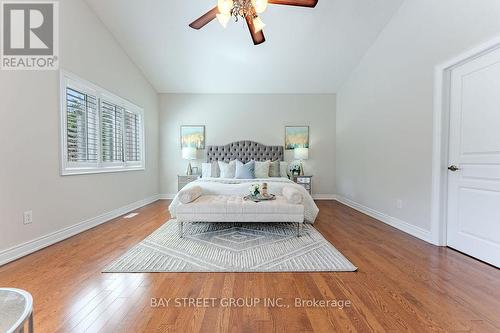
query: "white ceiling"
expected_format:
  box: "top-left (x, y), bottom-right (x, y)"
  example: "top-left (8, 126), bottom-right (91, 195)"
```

top-left (85, 0), bottom-right (403, 94)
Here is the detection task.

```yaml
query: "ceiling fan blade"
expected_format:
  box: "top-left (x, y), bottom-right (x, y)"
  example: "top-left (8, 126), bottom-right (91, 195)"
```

top-left (268, 0), bottom-right (318, 7)
top-left (245, 16), bottom-right (266, 45)
top-left (189, 7), bottom-right (219, 30)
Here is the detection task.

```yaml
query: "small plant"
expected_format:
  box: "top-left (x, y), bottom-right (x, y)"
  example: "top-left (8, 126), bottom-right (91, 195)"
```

top-left (249, 184), bottom-right (261, 197)
top-left (290, 164), bottom-right (301, 176)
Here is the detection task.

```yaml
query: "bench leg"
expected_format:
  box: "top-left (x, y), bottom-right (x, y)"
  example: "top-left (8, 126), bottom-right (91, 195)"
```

top-left (179, 221), bottom-right (184, 238)
top-left (297, 223), bottom-right (301, 237)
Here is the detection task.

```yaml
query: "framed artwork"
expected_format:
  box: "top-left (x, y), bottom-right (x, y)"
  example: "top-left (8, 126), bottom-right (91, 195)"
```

top-left (285, 126), bottom-right (309, 150)
top-left (180, 125), bottom-right (205, 149)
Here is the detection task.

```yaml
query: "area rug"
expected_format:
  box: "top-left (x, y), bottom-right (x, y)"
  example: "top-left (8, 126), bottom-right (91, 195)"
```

top-left (103, 221), bottom-right (357, 273)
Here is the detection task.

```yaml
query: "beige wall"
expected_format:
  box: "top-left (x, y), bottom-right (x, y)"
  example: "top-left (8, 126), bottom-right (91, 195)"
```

top-left (0, 0), bottom-right (160, 254)
top-left (159, 94), bottom-right (336, 197)
top-left (336, 0), bottom-right (500, 241)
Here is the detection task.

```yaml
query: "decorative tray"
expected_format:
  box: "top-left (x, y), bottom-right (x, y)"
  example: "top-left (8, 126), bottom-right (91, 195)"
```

top-left (243, 194), bottom-right (276, 202)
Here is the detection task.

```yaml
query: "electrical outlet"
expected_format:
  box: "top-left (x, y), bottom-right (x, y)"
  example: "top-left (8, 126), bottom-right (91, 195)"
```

top-left (23, 211), bottom-right (33, 225)
top-left (396, 200), bottom-right (403, 209)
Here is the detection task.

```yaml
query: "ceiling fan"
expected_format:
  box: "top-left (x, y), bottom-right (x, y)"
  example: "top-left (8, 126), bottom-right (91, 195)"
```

top-left (189, 0), bottom-right (318, 45)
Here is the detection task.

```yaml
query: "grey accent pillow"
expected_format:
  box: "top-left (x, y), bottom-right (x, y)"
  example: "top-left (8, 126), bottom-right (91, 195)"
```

top-left (235, 160), bottom-right (255, 179)
top-left (269, 160), bottom-right (281, 177)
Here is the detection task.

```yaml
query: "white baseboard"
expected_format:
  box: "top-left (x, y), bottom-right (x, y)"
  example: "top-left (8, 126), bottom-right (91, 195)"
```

top-left (159, 193), bottom-right (176, 200)
top-left (312, 194), bottom-right (337, 200)
top-left (0, 195), bottom-right (161, 266)
top-left (335, 196), bottom-right (434, 244)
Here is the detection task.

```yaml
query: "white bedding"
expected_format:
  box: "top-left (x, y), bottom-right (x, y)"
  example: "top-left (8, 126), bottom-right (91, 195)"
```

top-left (169, 177), bottom-right (319, 223)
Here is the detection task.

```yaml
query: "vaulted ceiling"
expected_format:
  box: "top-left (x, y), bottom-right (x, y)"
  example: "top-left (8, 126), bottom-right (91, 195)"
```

top-left (85, 0), bottom-right (403, 93)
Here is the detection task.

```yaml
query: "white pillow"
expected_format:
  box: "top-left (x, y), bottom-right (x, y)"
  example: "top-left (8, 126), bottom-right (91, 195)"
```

top-left (218, 160), bottom-right (237, 178)
top-left (255, 160), bottom-right (271, 178)
top-left (280, 162), bottom-right (289, 178)
top-left (202, 162), bottom-right (219, 178)
top-left (179, 186), bottom-right (202, 204)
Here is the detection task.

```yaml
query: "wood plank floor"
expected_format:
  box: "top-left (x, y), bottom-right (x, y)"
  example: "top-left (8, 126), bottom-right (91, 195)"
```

top-left (1, 200), bottom-right (499, 332)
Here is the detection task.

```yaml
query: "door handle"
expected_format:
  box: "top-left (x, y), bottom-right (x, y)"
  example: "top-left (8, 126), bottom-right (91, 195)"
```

top-left (448, 165), bottom-right (460, 172)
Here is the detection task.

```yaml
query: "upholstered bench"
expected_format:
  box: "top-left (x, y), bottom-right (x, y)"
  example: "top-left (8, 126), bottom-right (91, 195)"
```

top-left (176, 195), bottom-right (305, 237)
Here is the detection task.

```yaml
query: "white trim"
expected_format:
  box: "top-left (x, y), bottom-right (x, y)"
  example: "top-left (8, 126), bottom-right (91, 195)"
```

top-left (431, 35), bottom-right (500, 246)
top-left (312, 194), bottom-right (337, 200)
top-left (159, 193), bottom-right (177, 200)
top-left (336, 196), bottom-right (434, 244)
top-left (0, 195), bottom-right (160, 266)
top-left (62, 166), bottom-right (145, 176)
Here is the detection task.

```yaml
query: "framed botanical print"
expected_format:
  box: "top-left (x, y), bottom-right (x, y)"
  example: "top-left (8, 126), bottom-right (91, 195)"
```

top-left (180, 125), bottom-right (205, 149)
top-left (285, 126), bottom-right (309, 150)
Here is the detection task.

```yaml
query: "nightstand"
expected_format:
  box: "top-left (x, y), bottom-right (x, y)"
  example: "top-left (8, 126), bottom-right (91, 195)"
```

top-left (292, 175), bottom-right (313, 195)
top-left (178, 175), bottom-right (200, 191)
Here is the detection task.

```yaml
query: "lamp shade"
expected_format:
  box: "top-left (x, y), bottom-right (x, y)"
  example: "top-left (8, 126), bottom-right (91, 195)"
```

top-left (252, 16), bottom-right (266, 33)
top-left (294, 147), bottom-right (309, 160)
top-left (182, 147), bottom-right (197, 160)
top-left (252, 0), bottom-right (268, 14)
top-left (217, 0), bottom-right (233, 15)
top-left (216, 13), bottom-right (231, 28)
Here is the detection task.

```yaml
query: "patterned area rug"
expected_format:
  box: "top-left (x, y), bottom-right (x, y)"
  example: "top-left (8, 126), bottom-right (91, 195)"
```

top-left (103, 221), bottom-right (357, 273)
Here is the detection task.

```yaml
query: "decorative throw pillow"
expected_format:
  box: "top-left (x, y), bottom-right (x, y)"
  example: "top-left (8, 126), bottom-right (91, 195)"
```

top-left (269, 160), bottom-right (281, 177)
top-left (202, 162), bottom-right (219, 178)
top-left (235, 160), bottom-right (255, 179)
top-left (218, 160), bottom-right (237, 178)
top-left (255, 160), bottom-right (271, 178)
top-left (212, 161), bottom-right (220, 178)
top-left (280, 161), bottom-right (289, 178)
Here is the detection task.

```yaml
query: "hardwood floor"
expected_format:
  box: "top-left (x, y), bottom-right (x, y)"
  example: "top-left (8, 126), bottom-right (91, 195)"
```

top-left (1, 200), bottom-right (499, 332)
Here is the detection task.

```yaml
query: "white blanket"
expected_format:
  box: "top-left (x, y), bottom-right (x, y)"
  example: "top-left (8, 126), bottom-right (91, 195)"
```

top-left (169, 178), bottom-right (319, 224)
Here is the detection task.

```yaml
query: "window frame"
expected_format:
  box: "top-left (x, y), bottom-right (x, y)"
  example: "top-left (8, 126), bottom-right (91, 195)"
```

top-left (60, 70), bottom-right (145, 176)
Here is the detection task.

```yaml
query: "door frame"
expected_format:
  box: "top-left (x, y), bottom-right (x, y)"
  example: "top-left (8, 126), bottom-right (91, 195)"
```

top-left (431, 35), bottom-right (500, 246)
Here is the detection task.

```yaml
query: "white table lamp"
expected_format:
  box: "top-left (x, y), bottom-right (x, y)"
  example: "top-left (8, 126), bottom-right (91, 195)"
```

top-left (294, 147), bottom-right (309, 176)
top-left (182, 147), bottom-right (197, 175)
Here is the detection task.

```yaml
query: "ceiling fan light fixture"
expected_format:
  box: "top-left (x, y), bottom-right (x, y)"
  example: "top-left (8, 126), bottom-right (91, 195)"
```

top-left (252, 16), bottom-right (266, 33)
top-left (189, 0), bottom-right (318, 45)
top-left (216, 13), bottom-right (231, 28)
top-left (217, 0), bottom-right (233, 15)
top-left (252, 0), bottom-right (268, 14)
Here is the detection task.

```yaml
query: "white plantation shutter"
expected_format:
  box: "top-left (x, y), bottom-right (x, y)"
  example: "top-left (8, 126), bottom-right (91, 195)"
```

top-left (101, 100), bottom-right (124, 163)
top-left (124, 111), bottom-right (142, 162)
top-left (61, 72), bottom-right (145, 175)
top-left (66, 87), bottom-right (98, 164)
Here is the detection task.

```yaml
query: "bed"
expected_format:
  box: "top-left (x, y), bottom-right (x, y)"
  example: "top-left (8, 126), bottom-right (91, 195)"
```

top-left (168, 141), bottom-right (319, 235)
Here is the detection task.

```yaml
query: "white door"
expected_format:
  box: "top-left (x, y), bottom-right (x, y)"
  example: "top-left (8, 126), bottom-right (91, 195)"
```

top-left (447, 47), bottom-right (500, 267)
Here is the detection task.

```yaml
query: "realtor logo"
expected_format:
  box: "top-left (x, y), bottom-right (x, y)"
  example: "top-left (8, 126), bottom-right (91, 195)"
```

top-left (1, 1), bottom-right (58, 70)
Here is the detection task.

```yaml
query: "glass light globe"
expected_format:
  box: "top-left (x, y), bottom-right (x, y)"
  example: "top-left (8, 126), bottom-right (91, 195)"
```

top-left (216, 13), bottom-right (231, 28)
top-left (253, 16), bottom-right (266, 33)
top-left (252, 0), bottom-right (268, 14)
top-left (217, 0), bottom-right (233, 15)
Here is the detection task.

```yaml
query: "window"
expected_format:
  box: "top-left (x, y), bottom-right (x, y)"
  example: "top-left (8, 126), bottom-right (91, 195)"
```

top-left (61, 71), bottom-right (145, 175)
top-left (66, 87), bottom-right (98, 165)
top-left (100, 100), bottom-right (124, 164)
top-left (124, 110), bottom-right (142, 164)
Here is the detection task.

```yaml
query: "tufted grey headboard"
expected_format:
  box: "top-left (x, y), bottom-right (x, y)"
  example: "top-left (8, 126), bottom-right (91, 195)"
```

top-left (206, 141), bottom-right (284, 163)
